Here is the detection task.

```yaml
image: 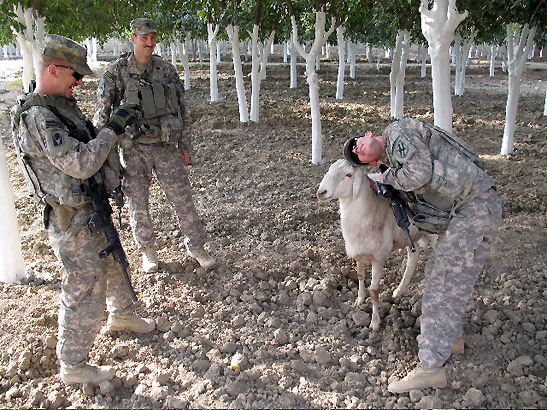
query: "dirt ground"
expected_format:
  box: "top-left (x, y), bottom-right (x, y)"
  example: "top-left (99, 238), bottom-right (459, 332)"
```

top-left (0, 53), bottom-right (546, 409)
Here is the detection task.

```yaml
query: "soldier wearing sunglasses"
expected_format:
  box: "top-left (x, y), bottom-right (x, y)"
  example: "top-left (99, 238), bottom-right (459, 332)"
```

top-left (11, 34), bottom-right (155, 386)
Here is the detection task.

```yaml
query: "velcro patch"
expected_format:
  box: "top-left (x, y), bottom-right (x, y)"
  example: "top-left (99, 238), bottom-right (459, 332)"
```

top-left (103, 71), bottom-right (115, 84)
top-left (392, 135), bottom-right (416, 163)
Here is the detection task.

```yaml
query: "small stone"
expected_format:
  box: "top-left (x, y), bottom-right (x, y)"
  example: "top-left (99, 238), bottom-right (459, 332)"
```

top-left (232, 315), bottom-right (245, 327)
top-left (26, 389), bottom-right (44, 406)
top-left (225, 380), bottom-right (247, 397)
top-left (47, 391), bottom-right (64, 408)
top-left (165, 396), bottom-right (189, 408)
top-left (45, 335), bottom-right (57, 349)
top-left (352, 310), bottom-right (371, 327)
top-left (274, 329), bottom-right (288, 345)
top-left (111, 345), bottom-right (129, 358)
top-left (516, 355), bottom-right (534, 366)
top-left (99, 380), bottom-right (114, 395)
top-left (409, 389), bottom-right (424, 403)
top-left (313, 289), bottom-right (330, 306)
top-left (507, 360), bottom-right (524, 376)
top-left (417, 395), bottom-right (443, 409)
top-left (156, 319), bottom-right (172, 332)
top-left (153, 370), bottom-right (171, 385)
top-left (463, 387), bottom-right (486, 407)
top-left (81, 383), bottom-right (95, 397)
top-left (483, 310), bottom-right (500, 324)
top-left (314, 346), bottom-right (332, 365)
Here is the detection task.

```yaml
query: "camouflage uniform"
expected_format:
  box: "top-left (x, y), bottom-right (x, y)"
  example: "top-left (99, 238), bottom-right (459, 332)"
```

top-left (379, 118), bottom-right (503, 368)
top-left (11, 94), bottom-right (135, 368)
top-left (93, 51), bottom-right (207, 251)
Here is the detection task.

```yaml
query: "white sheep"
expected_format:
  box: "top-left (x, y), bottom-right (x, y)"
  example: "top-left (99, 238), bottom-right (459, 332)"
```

top-left (317, 159), bottom-right (435, 331)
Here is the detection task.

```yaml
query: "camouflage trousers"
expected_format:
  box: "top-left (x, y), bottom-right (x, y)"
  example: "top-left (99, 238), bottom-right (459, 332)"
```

top-left (120, 143), bottom-right (206, 250)
top-left (418, 187), bottom-right (504, 368)
top-left (48, 205), bottom-right (134, 368)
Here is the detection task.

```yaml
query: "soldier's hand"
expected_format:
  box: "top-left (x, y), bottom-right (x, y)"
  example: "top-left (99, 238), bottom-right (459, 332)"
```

top-left (107, 102), bottom-right (142, 135)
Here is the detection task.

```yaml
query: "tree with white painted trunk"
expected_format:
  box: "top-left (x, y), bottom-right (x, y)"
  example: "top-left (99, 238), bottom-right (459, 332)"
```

top-left (335, 25), bottom-right (346, 100)
top-left (226, 23), bottom-right (250, 123)
top-left (453, 30), bottom-right (475, 96)
top-left (207, 20), bottom-right (220, 102)
top-left (390, 29), bottom-right (411, 119)
top-left (0, 137), bottom-right (26, 283)
top-left (176, 33), bottom-right (193, 90)
top-left (287, 0), bottom-right (335, 164)
top-left (500, 23), bottom-right (537, 155)
top-left (420, 0), bottom-right (468, 133)
top-left (11, 3), bottom-right (45, 92)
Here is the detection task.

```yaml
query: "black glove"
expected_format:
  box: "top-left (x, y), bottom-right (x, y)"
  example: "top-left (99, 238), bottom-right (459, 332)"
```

top-left (106, 102), bottom-right (142, 135)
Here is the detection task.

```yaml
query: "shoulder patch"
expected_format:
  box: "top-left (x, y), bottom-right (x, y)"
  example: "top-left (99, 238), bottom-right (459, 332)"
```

top-left (45, 128), bottom-right (71, 156)
top-left (391, 134), bottom-right (417, 164)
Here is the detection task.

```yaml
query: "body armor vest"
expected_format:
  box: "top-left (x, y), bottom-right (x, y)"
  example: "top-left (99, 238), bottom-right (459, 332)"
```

top-left (119, 56), bottom-right (183, 145)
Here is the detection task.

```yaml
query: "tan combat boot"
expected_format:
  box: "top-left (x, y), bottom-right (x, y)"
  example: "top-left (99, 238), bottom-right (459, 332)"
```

top-left (142, 247), bottom-right (158, 273)
top-left (61, 363), bottom-right (115, 385)
top-left (106, 312), bottom-right (156, 333)
top-left (388, 364), bottom-right (447, 393)
top-left (452, 339), bottom-right (464, 355)
top-left (187, 247), bottom-right (216, 269)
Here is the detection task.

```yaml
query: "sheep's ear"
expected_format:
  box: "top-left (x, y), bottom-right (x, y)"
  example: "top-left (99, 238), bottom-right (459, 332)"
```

top-left (353, 169), bottom-right (363, 199)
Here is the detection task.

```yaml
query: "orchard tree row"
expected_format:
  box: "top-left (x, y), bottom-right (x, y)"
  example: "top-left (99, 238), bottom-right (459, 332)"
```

top-left (1, 0), bottom-right (545, 159)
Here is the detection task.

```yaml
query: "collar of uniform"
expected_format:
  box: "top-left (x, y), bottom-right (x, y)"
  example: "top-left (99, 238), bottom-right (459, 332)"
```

top-left (127, 52), bottom-right (154, 75)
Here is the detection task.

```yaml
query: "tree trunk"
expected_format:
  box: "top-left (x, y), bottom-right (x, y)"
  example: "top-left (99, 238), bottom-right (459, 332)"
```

top-left (208, 23), bottom-right (220, 102)
top-left (250, 25), bottom-right (262, 122)
top-left (420, 0), bottom-right (468, 133)
top-left (390, 30), bottom-right (410, 120)
top-left (0, 138), bottom-right (26, 283)
top-left (290, 11), bottom-right (335, 164)
top-left (501, 23), bottom-right (537, 155)
top-left (336, 25), bottom-right (346, 100)
top-left (226, 24), bottom-right (249, 123)
top-left (177, 33), bottom-right (192, 90)
top-left (290, 37), bottom-right (297, 89)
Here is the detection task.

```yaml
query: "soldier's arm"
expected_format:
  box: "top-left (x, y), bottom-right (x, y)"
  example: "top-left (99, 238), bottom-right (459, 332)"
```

top-left (27, 107), bottom-right (118, 180)
top-left (93, 64), bottom-right (120, 130)
top-left (380, 134), bottom-right (433, 192)
top-left (167, 63), bottom-right (192, 152)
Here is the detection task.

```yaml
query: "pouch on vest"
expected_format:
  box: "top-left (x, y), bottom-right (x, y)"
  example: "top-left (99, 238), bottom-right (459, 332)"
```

top-left (44, 197), bottom-right (76, 231)
top-left (139, 85), bottom-right (156, 119)
top-left (152, 81), bottom-right (167, 117)
top-left (410, 201), bottom-right (450, 234)
top-left (160, 114), bottom-right (183, 144)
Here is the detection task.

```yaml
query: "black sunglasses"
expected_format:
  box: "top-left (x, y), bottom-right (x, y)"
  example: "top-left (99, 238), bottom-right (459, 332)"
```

top-left (51, 64), bottom-right (85, 80)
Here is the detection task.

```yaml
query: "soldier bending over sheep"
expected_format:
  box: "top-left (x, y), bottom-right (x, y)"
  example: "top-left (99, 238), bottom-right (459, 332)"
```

top-left (344, 118), bottom-right (503, 393)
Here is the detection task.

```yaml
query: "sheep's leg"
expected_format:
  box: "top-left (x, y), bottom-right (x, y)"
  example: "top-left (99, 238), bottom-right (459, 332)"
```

top-left (369, 261), bottom-right (383, 331)
top-left (393, 246), bottom-right (420, 299)
top-left (354, 260), bottom-right (367, 306)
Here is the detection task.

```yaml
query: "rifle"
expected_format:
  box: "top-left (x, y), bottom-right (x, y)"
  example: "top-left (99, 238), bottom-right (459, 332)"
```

top-left (81, 177), bottom-right (138, 302)
top-left (375, 181), bottom-right (416, 253)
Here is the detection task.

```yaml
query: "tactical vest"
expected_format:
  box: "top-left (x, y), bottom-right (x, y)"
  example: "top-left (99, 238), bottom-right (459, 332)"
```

top-left (118, 55), bottom-right (183, 145)
top-left (11, 93), bottom-right (97, 228)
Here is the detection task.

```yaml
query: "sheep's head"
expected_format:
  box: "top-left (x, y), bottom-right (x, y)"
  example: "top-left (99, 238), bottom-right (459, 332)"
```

top-left (317, 159), bottom-right (364, 202)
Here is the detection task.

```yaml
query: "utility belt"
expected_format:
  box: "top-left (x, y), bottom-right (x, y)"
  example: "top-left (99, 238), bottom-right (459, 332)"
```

top-left (408, 200), bottom-right (451, 234)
